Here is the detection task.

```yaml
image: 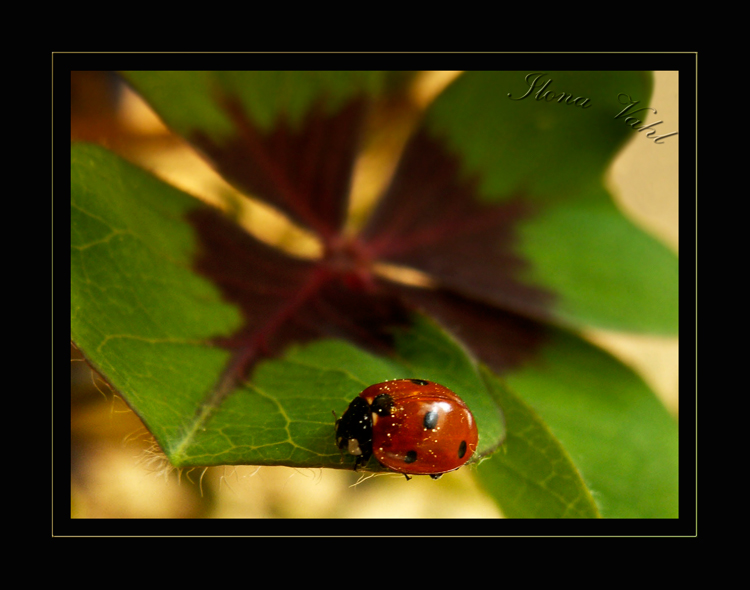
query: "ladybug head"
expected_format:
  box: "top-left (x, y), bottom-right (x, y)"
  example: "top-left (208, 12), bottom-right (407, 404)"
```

top-left (335, 397), bottom-right (374, 470)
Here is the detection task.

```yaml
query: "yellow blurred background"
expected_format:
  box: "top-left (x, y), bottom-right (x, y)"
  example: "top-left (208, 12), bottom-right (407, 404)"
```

top-left (69, 71), bottom-right (679, 519)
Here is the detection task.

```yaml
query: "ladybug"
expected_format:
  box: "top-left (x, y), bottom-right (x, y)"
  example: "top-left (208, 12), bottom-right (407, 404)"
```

top-left (335, 379), bottom-right (479, 480)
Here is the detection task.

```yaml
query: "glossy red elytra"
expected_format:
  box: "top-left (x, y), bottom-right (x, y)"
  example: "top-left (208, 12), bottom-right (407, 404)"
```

top-left (335, 379), bottom-right (479, 480)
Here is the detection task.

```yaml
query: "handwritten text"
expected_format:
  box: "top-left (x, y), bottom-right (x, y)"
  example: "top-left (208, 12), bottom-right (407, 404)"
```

top-left (507, 73), bottom-right (592, 108)
top-left (614, 94), bottom-right (677, 144)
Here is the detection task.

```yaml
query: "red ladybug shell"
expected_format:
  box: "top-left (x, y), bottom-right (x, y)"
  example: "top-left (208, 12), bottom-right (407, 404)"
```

top-left (335, 379), bottom-right (479, 478)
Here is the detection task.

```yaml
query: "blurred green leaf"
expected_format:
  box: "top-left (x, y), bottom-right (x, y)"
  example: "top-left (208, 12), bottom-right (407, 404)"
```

top-left (122, 70), bottom-right (388, 136)
top-left (518, 197), bottom-right (679, 334)
top-left (426, 71), bottom-right (652, 200)
top-left (420, 71), bottom-right (677, 335)
top-left (503, 329), bottom-right (678, 518)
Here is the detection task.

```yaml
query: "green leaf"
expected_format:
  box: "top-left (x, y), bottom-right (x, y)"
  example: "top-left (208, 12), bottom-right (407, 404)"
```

top-left (425, 71), bottom-right (652, 201)
top-left (518, 197), bottom-right (679, 334)
top-left (503, 328), bottom-right (678, 518)
top-left (123, 71), bottom-right (651, 203)
top-left (476, 366), bottom-right (600, 518)
top-left (71, 143), bottom-right (505, 470)
top-left (71, 143), bottom-right (243, 446)
top-left (175, 316), bottom-right (505, 469)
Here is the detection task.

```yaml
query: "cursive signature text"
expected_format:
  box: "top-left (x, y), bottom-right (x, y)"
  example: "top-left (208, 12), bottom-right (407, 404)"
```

top-left (614, 94), bottom-right (677, 144)
top-left (507, 72), bottom-right (592, 108)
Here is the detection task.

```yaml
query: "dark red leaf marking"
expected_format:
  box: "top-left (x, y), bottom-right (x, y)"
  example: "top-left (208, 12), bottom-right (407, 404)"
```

top-left (190, 95), bottom-right (367, 240)
top-left (185, 96), bottom-right (555, 403)
top-left (188, 205), bottom-right (410, 399)
top-left (391, 283), bottom-right (548, 373)
top-left (362, 128), bottom-right (554, 321)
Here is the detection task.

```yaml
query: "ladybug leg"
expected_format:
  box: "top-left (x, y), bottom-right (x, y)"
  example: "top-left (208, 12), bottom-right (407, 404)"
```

top-left (429, 474), bottom-right (443, 480)
top-left (403, 474), bottom-right (412, 481)
top-left (353, 454), bottom-right (368, 472)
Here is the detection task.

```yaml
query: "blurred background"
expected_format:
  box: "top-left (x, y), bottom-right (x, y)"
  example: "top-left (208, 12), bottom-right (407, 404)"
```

top-left (69, 70), bottom-right (679, 518)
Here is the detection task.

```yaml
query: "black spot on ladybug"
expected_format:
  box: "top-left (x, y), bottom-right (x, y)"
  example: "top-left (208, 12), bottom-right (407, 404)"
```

top-left (423, 410), bottom-right (439, 430)
top-left (409, 379), bottom-right (430, 386)
top-left (458, 440), bottom-right (467, 459)
top-left (404, 450), bottom-right (418, 464)
top-left (371, 393), bottom-right (394, 416)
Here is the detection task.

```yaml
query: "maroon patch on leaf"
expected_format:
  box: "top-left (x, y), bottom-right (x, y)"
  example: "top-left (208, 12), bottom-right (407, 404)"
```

top-left (187, 206), bottom-right (411, 395)
top-left (390, 282), bottom-right (549, 373)
top-left (362, 128), bottom-right (554, 321)
top-left (190, 95), bottom-right (367, 240)
top-left (186, 106), bottom-right (556, 399)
